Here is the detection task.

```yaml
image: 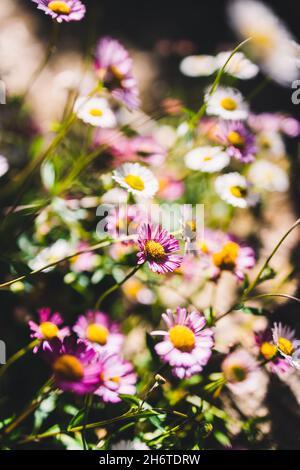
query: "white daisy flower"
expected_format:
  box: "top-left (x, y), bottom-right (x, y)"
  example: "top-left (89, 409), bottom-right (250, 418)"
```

top-left (111, 440), bottom-right (149, 451)
top-left (248, 160), bottom-right (289, 192)
top-left (257, 131), bottom-right (286, 159)
top-left (272, 322), bottom-right (300, 370)
top-left (0, 155), bottom-right (9, 177)
top-left (112, 163), bottom-right (159, 199)
top-left (215, 172), bottom-right (258, 208)
top-left (180, 55), bottom-right (217, 77)
top-left (215, 51), bottom-right (259, 79)
top-left (184, 146), bottom-right (230, 172)
top-left (74, 96), bottom-right (116, 128)
top-left (205, 87), bottom-right (249, 120)
top-left (29, 239), bottom-right (72, 273)
top-left (228, 0), bottom-right (299, 86)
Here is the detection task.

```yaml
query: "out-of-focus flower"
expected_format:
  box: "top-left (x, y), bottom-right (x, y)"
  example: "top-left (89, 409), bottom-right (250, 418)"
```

top-left (151, 307), bottom-right (214, 378)
top-left (216, 51), bottom-right (259, 79)
top-left (248, 160), bottom-right (289, 192)
top-left (74, 96), bottom-right (116, 128)
top-left (272, 323), bottom-right (300, 370)
top-left (211, 239), bottom-right (255, 281)
top-left (222, 349), bottom-right (258, 394)
top-left (94, 354), bottom-right (137, 403)
top-left (215, 172), bottom-right (258, 208)
top-left (137, 223), bottom-right (182, 274)
top-left (29, 239), bottom-right (72, 272)
top-left (157, 175), bottom-right (184, 201)
top-left (29, 307), bottom-right (70, 352)
top-left (0, 155), bottom-right (9, 177)
top-left (73, 310), bottom-right (124, 354)
top-left (105, 204), bottom-right (144, 240)
top-left (122, 277), bottom-right (155, 305)
top-left (248, 113), bottom-right (300, 138)
top-left (184, 145), bottom-right (230, 172)
top-left (255, 329), bottom-right (291, 375)
top-left (206, 87), bottom-right (249, 120)
top-left (180, 55), bottom-right (216, 77)
top-left (31, 0), bottom-right (86, 23)
top-left (70, 242), bottom-right (98, 273)
top-left (256, 131), bottom-right (286, 159)
top-left (43, 336), bottom-right (102, 394)
top-left (111, 440), bottom-right (149, 451)
top-left (112, 163), bottom-right (158, 199)
top-left (228, 0), bottom-right (299, 86)
top-left (94, 37), bottom-right (139, 110)
top-left (217, 121), bottom-right (257, 163)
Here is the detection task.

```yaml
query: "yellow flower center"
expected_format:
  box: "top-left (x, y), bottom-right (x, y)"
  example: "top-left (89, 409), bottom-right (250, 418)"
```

top-left (226, 364), bottom-right (247, 383)
top-left (212, 241), bottom-right (239, 270)
top-left (230, 185), bottom-right (247, 198)
top-left (89, 108), bottom-right (103, 117)
top-left (144, 240), bottom-right (166, 262)
top-left (260, 342), bottom-right (277, 360)
top-left (39, 321), bottom-right (59, 340)
top-left (110, 65), bottom-right (124, 81)
top-left (86, 324), bottom-right (109, 345)
top-left (169, 325), bottom-right (195, 352)
top-left (227, 131), bottom-right (245, 147)
top-left (220, 97), bottom-right (237, 111)
top-left (111, 376), bottom-right (120, 384)
top-left (278, 337), bottom-right (294, 356)
top-left (186, 219), bottom-right (197, 232)
top-left (53, 355), bottom-right (84, 381)
top-left (124, 174), bottom-right (145, 191)
top-left (198, 241), bottom-right (209, 254)
top-left (251, 32), bottom-right (274, 49)
top-left (48, 1), bottom-right (71, 14)
top-left (203, 155), bottom-right (212, 161)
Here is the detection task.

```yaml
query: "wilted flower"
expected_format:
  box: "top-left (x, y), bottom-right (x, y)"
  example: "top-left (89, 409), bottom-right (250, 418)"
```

top-left (228, 0), bottom-right (299, 86)
top-left (112, 163), bottom-right (158, 199)
top-left (215, 51), bottom-right (259, 79)
top-left (184, 145), bottom-right (230, 172)
top-left (272, 323), bottom-right (300, 370)
top-left (43, 336), bottom-right (102, 394)
top-left (74, 96), bottom-right (116, 128)
top-left (137, 223), bottom-right (182, 274)
top-left (215, 172), bottom-right (258, 208)
top-left (206, 87), bottom-right (249, 120)
top-left (94, 37), bottom-right (139, 110)
top-left (29, 307), bottom-right (70, 352)
top-left (217, 121), bottom-right (257, 163)
top-left (248, 160), bottom-right (289, 192)
top-left (31, 0), bottom-right (86, 23)
top-left (94, 354), bottom-right (137, 403)
top-left (151, 307), bottom-right (214, 378)
top-left (73, 310), bottom-right (124, 354)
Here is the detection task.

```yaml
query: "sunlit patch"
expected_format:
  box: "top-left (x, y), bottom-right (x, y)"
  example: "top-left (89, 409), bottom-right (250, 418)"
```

top-left (48, 1), bottom-right (71, 15)
top-left (260, 342), bottom-right (277, 360)
top-left (124, 174), bottom-right (145, 191)
top-left (144, 240), bottom-right (166, 262)
top-left (86, 324), bottom-right (109, 345)
top-left (53, 355), bottom-right (84, 381)
top-left (169, 325), bottom-right (195, 352)
top-left (39, 321), bottom-right (59, 340)
top-left (278, 337), bottom-right (294, 356)
top-left (220, 97), bottom-right (237, 111)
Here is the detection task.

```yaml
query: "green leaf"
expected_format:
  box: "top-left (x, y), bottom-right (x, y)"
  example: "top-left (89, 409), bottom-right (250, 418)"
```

top-left (67, 408), bottom-right (85, 430)
top-left (236, 304), bottom-right (270, 316)
top-left (119, 394), bottom-right (141, 407)
top-left (214, 430), bottom-right (231, 448)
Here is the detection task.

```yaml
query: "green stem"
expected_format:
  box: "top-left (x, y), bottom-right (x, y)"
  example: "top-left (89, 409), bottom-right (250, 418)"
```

top-left (81, 394), bottom-right (92, 451)
top-left (94, 264), bottom-right (142, 309)
top-left (0, 339), bottom-right (39, 381)
top-left (243, 218), bottom-right (300, 298)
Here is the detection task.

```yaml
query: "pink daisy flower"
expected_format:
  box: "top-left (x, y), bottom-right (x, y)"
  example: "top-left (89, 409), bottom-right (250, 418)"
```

top-left (73, 310), bottom-right (124, 354)
top-left (94, 37), bottom-right (140, 110)
top-left (255, 329), bottom-right (291, 375)
top-left (29, 307), bottom-right (70, 352)
top-left (105, 204), bottom-right (144, 241)
top-left (31, 0), bottom-right (86, 23)
top-left (42, 336), bottom-right (102, 395)
top-left (217, 121), bottom-right (257, 163)
top-left (94, 354), bottom-right (137, 403)
top-left (221, 349), bottom-right (258, 394)
top-left (151, 307), bottom-right (214, 379)
top-left (137, 223), bottom-right (182, 274)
